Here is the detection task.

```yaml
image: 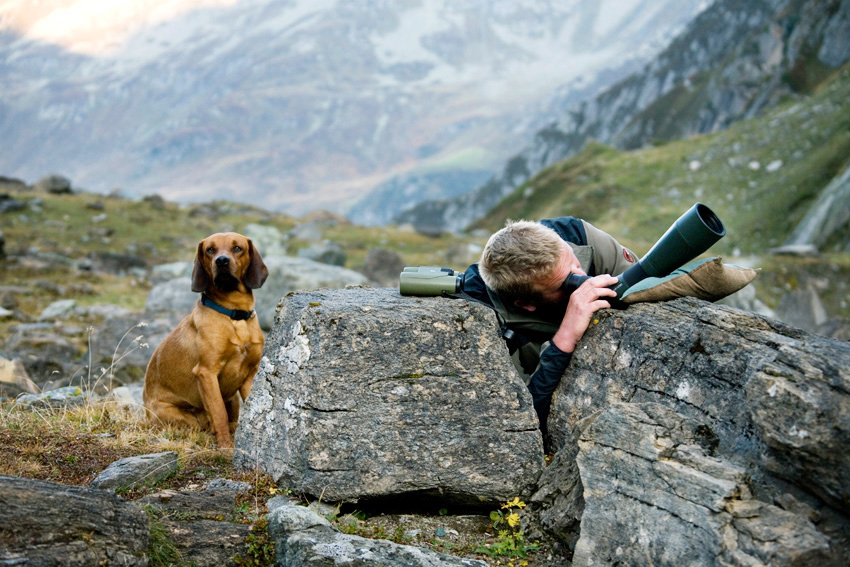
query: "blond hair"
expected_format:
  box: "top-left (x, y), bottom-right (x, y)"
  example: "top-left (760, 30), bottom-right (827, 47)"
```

top-left (479, 220), bottom-right (563, 300)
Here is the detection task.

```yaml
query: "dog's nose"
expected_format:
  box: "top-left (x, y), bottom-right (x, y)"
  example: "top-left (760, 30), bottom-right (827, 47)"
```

top-left (215, 256), bottom-right (230, 267)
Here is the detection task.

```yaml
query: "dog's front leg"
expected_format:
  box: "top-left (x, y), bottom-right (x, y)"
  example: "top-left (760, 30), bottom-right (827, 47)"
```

top-left (193, 363), bottom-right (234, 448)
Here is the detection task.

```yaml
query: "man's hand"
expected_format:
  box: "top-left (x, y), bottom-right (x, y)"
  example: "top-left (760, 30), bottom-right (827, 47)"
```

top-left (551, 274), bottom-right (619, 353)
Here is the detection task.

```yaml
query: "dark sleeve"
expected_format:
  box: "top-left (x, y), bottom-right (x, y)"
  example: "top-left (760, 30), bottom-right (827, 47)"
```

top-left (540, 217), bottom-right (588, 246)
top-left (526, 342), bottom-right (573, 427)
top-left (460, 263), bottom-right (490, 303)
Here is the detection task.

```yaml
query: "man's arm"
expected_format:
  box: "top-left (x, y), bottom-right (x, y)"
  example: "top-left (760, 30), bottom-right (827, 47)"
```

top-left (529, 274), bottom-right (619, 429)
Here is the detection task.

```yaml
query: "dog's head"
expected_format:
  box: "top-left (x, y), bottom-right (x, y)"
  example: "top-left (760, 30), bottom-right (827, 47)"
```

top-left (191, 232), bottom-right (268, 293)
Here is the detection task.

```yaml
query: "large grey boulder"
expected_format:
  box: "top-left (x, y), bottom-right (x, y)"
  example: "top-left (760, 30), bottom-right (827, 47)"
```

top-left (548, 298), bottom-right (850, 512)
top-left (570, 403), bottom-right (832, 567)
top-left (235, 287), bottom-right (544, 506)
top-left (267, 499), bottom-right (489, 567)
top-left (0, 475), bottom-right (149, 566)
top-left (532, 297), bottom-right (850, 565)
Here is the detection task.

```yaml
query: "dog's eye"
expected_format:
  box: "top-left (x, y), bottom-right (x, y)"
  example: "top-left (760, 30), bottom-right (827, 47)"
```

top-left (233, 245), bottom-right (243, 253)
top-left (206, 246), bottom-right (215, 255)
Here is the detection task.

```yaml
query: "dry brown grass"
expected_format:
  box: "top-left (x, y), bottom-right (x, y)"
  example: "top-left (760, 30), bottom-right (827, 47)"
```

top-left (0, 396), bottom-right (245, 496)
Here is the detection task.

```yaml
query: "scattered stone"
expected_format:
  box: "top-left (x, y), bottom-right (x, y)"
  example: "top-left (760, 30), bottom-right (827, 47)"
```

top-left (774, 285), bottom-right (828, 333)
top-left (16, 386), bottom-right (86, 409)
top-left (267, 500), bottom-right (489, 567)
top-left (151, 260), bottom-right (191, 280)
top-left (297, 241), bottom-right (346, 266)
top-left (0, 198), bottom-right (26, 213)
top-left (445, 242), bottom-right (483, 267)
top-left (287, 221), bottom-right (323, 241)
top-left (206, 478), bottom-right (253, 494)
top-left (90, 451), bottom-right (179, 492)
top-left (143, 193), bottom-right (167, 209)
top-left (0, 175), bottom-right (27, 191)
top-left (766, 159), bottom-right (783, 172)
top-left (188, 203), bottom-right (221, 219)
top-left (0, 356), bottom-right (38, 399)
top-left (358, 247), bottom-right (406, 287)
top-left (156, 519), bottom-right (250, 567)
top-left (33, 174), bottom-right (73, 194)
top-left (106, 384), bottom-right (144, 410)
top-left (138, 486), bottom-right (239, 521)
top-left (243, 223), bottom-right (288, 257)
top-left (145, 277), bottom-right (197, 315)
top-left (85, 251), bottom-right (147, 276)
top-left (38, 299), bottom-right (77, 320)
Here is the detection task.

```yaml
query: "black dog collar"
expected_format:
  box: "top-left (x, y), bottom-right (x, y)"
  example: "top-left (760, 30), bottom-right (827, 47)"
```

top-left (201, 294), bottom-right (254, 321)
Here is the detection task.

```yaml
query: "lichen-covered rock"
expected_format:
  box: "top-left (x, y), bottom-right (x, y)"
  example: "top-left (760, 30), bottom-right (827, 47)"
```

top-left (549, 298), bottom-right (850, 511)
top-left (235, 287), bottom-right (544, 506)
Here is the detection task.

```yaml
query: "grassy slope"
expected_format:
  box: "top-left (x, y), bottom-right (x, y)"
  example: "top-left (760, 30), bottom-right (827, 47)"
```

top-left (0, 193), bottom-right (487, 339)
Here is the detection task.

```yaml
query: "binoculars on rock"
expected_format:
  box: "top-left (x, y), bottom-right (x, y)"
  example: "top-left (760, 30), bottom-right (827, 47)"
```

top-left (399, 202), bottom-right (726, 299)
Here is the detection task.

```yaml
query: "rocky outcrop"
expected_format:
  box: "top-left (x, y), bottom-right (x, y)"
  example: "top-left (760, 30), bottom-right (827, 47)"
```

top-left (534, 297), bottom-right (850, 565)
top-left (235, 287), bottom-right (544, 506)
top-left (571, 402), bottom-right (834, 567)
top-left (0, 475), bottom-right (149, 566)
top-left (784, 164), bottom-right (850, 251)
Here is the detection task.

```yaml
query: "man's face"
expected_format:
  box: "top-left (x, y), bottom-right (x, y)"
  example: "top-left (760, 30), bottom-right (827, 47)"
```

top-left (517, 242), bottom-right (586, 312)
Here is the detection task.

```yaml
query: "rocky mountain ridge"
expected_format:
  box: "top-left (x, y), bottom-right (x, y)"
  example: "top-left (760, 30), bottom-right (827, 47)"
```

top-left (399, 0), bottom-right (850, 233)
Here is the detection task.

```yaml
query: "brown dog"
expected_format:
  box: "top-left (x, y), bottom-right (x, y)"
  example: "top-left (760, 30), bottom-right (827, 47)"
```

top-left (143, 232), bottom-right (268, 448)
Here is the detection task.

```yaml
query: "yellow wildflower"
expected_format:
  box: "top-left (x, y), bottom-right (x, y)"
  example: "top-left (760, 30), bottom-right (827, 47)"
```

top-left (502, 497), bottom-right (526, 509)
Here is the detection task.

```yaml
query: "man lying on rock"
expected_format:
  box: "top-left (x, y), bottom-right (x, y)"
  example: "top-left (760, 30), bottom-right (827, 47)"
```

top-left (460, 217), bottom-right (639, 430)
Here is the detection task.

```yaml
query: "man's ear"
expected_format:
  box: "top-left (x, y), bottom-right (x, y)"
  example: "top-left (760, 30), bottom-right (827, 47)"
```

top-left (513, 299), bottom-right (537, 312)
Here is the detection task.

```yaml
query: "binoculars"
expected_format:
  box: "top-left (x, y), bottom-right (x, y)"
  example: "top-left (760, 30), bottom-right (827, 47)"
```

top-left (399, 266), bottom-right (465, 297)
top-left (400, 202), bottom-right (726, 299)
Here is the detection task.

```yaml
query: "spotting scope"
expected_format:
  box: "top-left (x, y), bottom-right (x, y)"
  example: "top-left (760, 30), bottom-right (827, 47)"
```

top-left (563, 202), bottom-right (726, 298)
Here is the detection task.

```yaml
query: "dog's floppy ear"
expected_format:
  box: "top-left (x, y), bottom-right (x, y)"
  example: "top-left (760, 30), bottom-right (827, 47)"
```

top-left (243, 239), bottom-right (268, 289)
top-left (191, 241), bottom-right (211, 292)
